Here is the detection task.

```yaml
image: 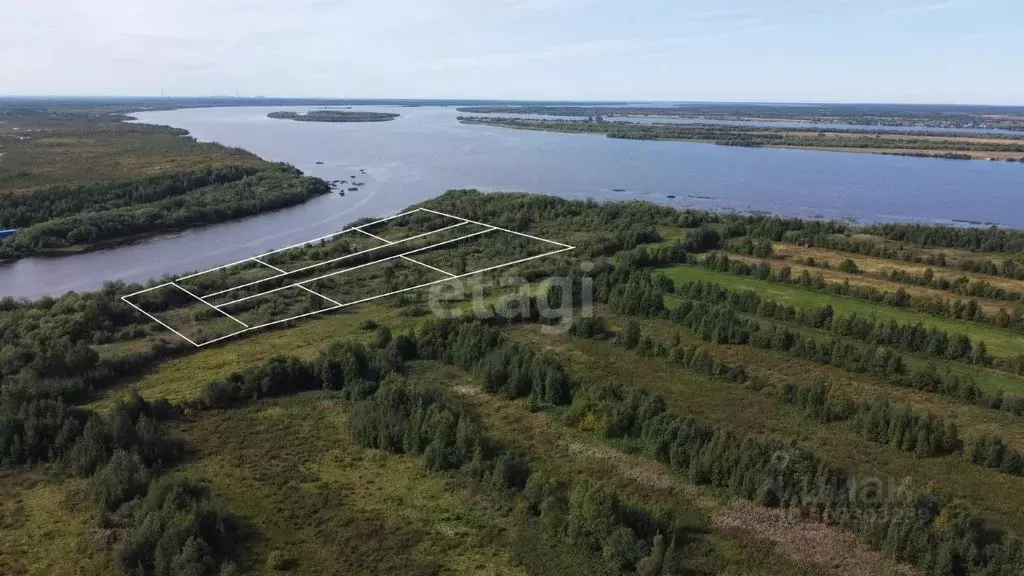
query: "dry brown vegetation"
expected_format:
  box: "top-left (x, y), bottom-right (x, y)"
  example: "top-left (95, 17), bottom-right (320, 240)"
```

top-left (772, 242), bottom-right (1024, 295)
top-left (726, 252), bottom-right (1019, 316)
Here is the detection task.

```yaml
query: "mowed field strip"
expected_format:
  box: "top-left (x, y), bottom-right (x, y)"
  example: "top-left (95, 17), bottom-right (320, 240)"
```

top-left (659, 264), bottom-right (1024, 358)
top-left (122, 208), bottom-right (573, 347)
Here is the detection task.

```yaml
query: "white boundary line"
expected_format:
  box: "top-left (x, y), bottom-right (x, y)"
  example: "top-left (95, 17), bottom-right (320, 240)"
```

top-left (418, 207), bottom-right (574, 249)
top-left (355, 228), bottom-right (394, 244)
top-left (196, 221), bottom-right (471, 300)
top-left (196, 305), bottom-right (345, 348)
top-left (172, 282), bottom-right (249, 328)
top-left (124, 281), bottom-right (175, 298)
top-left (214, 227), bottom-right (498, 308)
top-left (402, 255), bottom-right (456, 278)
top-left (297, 284), bottom-right (344, 307)
top-left (252, 258), bottom-right (286, 273)
top-left (193, 246), bottom-right (574, 348)
top-left (120, 296), bottom-right (201, 347)
top-left (171, 208), bottom-right (424, 283)
top-left (123, 208), bottom-right (575, 347)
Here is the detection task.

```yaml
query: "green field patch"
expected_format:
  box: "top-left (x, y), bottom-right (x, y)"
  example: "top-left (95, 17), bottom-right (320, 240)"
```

top-left (604, 307), bottom-right (1024, 453)
top-left (743, 309), bottom-right (1024, 397)
top-left (0, 470), bottom-right (108, 576)
top-left (172, 391), bottom-right (524, 575)
top-left (87, 304), bottom-right (410, 409)
top-left (506, 325), bottom-right (1024, 533)
top-left (659, 264), bottom-right (1024, 359)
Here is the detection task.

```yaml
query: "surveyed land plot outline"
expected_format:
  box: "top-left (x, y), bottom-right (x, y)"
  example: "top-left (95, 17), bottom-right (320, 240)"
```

top-left (122, 208), bottom-right (574, 347)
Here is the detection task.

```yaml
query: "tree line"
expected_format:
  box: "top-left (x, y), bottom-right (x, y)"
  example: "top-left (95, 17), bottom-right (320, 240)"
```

top-left (599, 267), bottom-right (1024, 419)
top-left (0, 166), bottom-right (263, 228)
top-left (457, 116), bottom-right (1024, 157)
top-left (0, 283), bottom-right (192, 409)
top-left (697, 251), bottom-right (1024, 335)
top-left (566, 360), bottom-right (1024, 575)
top-left (778, 381), bottom-right (962, 457)
top-left (770, 226), bottom-right (1024, 286)
top-left (0, 391), bottom-right (241, 575)
top-left (189, 318), bottom-right (699, 574)
top-left (863, 222), bottom-right (1024, 253)
top-left (268, 110), bottom-right (399, 122)
top-left (737, 244), bottom-right (1024, 312)
top-left (953, 255), bottom-right (1024, 281)
top-left (189, 312), bottom-right (1024, 574)
top-left (769, 249), bottom-right (1024, 304)
top-left (874, 266), bottom-right (1024, 303)
top-left (607, 316), bottom-right (1018, 472)
top-left (675, 279), bottom-right (996, 367)
top-left (350, 369), bottom-right (691, 574)
top-left (0, 165), bottom-right (330, 257)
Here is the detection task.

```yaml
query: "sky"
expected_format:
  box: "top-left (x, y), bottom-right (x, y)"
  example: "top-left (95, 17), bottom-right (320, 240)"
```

top-left (1, 0), bottom-right (1021, 104)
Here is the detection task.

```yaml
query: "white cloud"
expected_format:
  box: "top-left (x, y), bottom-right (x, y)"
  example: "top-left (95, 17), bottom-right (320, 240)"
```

top-left (424, 26), bottom-right (776, 71)
top-left (0, 0), bottom-right (1018, 103)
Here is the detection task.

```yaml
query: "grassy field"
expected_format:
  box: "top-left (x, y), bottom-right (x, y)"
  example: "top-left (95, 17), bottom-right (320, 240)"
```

top-left (724, 252), bottom-right (1015, 316)
top-left (659, 264), bottom-right (1024, 358)
top-left (174, 387), bottom-right (523, 575)
top-left (0, 110), bottom-right (265, 194)
top-left (750, 309), bottom-right (1024, 396)
top-left (7, 188), bottom-right (1024, 574)
top-left (772, 242), bottom-right (1024, 296)
top-left (506, 324), bottom-right (1024, 534)
top-left (86, 304), bottom-right (419, 409)
top-left (450, 368), bottom-right (906, 575)
top-left (664, 291), bottom-right (1024, 398)
top-left (845, 233), bottom-right (1024, 264)
top-left (597, 307), bottom-right (1024, 450)
top-left (0, 470), bottom-right (107, 576)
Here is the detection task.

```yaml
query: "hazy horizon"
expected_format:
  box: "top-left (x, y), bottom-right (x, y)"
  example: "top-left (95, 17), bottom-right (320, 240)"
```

top-left (3, 96), bottom-right (1024, 109)
top-left (2, 0), bottom-right (1022, 106)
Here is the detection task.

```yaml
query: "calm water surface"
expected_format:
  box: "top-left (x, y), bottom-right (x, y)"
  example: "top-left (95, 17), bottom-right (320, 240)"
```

top-left (1, 105), bottom-right (1021, 298)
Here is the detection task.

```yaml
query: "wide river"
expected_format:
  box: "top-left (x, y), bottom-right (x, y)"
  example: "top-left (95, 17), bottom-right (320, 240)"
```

top-left (1, 105), bottom-right (1022, 298)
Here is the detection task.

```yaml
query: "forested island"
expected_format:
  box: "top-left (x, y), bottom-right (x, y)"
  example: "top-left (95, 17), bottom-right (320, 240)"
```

top-left (459, 116), bottom-right (1024, 161)
top-left (4, 189), bottom-right (1024, 574)
top-left (268, 110), bottom-right (400, 122)
top-left (458, 103), bottom-right (1024, 132)
top-left (0, 105), bottom-right (330, 259)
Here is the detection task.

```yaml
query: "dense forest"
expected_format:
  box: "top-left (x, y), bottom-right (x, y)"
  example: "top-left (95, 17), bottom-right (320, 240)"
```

top-left (0, 164), bottom-right (329, 257)
top-left (458, 116), bottom-right (1024, 161)
top-left (0, 106), bottom-right (330, 258)
top-left (4, 190), bottom-right (1024, 575)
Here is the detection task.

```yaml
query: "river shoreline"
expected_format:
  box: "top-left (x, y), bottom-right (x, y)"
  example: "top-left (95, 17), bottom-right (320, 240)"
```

top-left (2, 104), bottom-right (1023, 299)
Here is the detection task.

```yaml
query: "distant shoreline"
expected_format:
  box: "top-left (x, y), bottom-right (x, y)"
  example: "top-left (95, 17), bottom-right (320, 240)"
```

top-left (459, 116), bottom-right (1024, 163)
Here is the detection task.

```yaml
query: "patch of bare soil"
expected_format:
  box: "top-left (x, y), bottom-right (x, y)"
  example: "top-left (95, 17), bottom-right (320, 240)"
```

top-left (716, 499), bottom-right (919, 576)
